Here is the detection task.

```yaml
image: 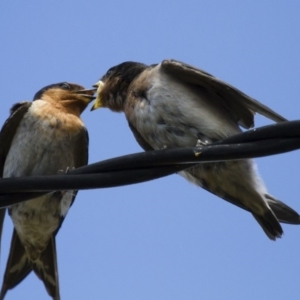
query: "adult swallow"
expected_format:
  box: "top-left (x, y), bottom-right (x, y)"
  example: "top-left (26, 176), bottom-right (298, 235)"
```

top-left (91, 59), bottom-right (300, 240)
top-left (0, 82), bottom-right (95, 299)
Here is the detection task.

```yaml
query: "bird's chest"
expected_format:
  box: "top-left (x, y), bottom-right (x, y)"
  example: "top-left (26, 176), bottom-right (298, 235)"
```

top-left (4, 107), bottom-right (81, 177)
top-left (126, 84), bottom-right (208, 149)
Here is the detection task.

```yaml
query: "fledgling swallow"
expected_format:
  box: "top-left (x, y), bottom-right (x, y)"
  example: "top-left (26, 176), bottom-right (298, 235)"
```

top-left (91, 59), bottom-right (300, 240)
top-left (0, 82), bottom-right (95, 299)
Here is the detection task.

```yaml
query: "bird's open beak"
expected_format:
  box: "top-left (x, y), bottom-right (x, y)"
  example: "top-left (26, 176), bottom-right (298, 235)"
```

top-left (91, 81), bottom-right (105, 111)
top-left (75, 89), bottom-right (97, 102)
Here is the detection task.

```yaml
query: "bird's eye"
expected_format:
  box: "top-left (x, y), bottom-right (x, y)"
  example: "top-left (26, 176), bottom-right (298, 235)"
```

top-left (60, 83), bottom-right (71, 90)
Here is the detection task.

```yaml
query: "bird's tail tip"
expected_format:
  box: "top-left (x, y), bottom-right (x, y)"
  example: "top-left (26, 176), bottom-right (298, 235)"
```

top-left (253, 210), bottom-right (283, 241)
top-left (32, 236), bottom-right (60, 300)
top-left (266, 194), bottom-right (300, 225)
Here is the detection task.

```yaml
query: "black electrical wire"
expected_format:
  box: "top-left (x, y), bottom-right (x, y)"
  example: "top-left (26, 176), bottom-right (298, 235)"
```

top-left (0, 120), bottom-right (299, 207)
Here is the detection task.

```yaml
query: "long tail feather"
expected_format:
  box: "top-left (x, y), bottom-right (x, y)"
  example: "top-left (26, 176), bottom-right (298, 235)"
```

top-left (0, 230), bottom-right (32, 300)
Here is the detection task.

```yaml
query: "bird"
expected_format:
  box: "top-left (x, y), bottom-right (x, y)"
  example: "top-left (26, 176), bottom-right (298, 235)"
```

top-left (91, 59), bottom-right (300, 240)
top-left (0, 82), bottom-right (95, 299)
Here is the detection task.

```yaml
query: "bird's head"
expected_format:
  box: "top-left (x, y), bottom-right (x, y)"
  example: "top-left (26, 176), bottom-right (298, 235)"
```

top-left (91, 62), bottom-right (147, 112)
top-left (33, 82), bottom-right (96, 115)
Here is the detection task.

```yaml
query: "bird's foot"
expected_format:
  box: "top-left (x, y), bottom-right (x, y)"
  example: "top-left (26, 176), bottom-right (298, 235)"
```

top-left (57, 167), bottom-right (75, 196)
top-left (57, 167), bottom-right (75, 175)
top-left (196, 139), bottom-right (209, 147)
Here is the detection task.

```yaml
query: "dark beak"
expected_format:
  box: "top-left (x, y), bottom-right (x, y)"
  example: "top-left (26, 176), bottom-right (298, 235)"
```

top-left (75, 88), bottom-right (97, 100)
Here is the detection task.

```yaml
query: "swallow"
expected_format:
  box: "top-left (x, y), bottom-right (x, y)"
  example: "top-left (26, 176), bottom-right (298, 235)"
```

top-left (91, 59), bottom-right (300, 240)
top-left (0, 82), bottom-right (95, 299)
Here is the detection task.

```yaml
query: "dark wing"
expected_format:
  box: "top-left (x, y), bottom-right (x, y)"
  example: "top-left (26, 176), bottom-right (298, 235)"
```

top-left (265, 194), bottom-right (300, 224)
top-left (0, 230), bottom-right (32, 300)
top-left (0, 102), bottom-right (32, 176)
top-left (199, 177), bottom-right (300, 225)
top-left (73, 126), bottom-right (89, 168)
top-left (54, 126), bottom-right (89, 235)
top-left (161, 60), bottom-right (286, 129)
top-left (0, 102), bottom-right (31, 247)
top-left (0, 103), bottom-right (32, 299)
top-left (128, 122), bottom-right (154, 151)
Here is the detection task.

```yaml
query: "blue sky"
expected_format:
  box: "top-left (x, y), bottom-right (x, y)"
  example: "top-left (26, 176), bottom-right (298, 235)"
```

top-left (1, 1), bottom-right (300, 299)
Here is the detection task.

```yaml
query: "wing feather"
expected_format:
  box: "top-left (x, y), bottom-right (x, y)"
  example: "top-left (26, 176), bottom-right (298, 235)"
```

top-left (161, 59), bottom-right (286, 128)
